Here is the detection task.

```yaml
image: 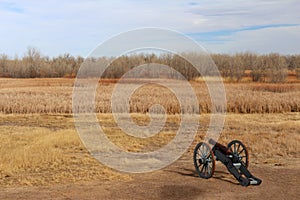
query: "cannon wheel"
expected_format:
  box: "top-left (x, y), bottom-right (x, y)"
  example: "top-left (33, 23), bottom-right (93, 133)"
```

top-left (227, 140), bottom-right (249, 168)
top-left (193, 142), bottom-right (215, 179)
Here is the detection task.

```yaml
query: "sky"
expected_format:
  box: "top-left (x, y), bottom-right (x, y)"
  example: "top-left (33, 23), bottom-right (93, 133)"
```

top-left (0, 0), bottom-right (299, 57)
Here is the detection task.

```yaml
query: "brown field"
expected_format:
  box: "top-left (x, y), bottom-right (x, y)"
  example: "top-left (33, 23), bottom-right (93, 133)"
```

top-left (0, 78), bottom-right (299, 114)
top-left (0, 78), bottom-right (299, 199)
top-left (0, 112), bottom-right (299, 187)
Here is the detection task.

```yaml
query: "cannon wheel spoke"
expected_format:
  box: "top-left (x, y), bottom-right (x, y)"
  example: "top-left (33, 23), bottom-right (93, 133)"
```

top-left (228, 140), bottom-right (249, 168)
top-left (193, 142), bottom-right (215, 179)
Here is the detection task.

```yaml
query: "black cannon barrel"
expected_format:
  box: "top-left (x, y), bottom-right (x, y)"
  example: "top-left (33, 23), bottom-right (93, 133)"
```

top-left (208, 139), bottom-right (231, 155)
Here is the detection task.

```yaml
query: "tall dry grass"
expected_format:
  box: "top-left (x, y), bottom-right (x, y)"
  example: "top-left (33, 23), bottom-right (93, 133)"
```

top-left (0, 78), bottom-right (299, 114)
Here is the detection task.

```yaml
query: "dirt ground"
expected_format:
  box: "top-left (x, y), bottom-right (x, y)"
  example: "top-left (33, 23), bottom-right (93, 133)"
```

top-left (0, 112), bottom-right (299, 199)
top-left (0, 153), bottom-right (299, 200)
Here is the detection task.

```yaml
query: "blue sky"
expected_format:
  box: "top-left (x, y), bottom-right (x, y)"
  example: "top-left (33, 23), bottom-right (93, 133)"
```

top-left (0, 0), bottom-right (299, 57)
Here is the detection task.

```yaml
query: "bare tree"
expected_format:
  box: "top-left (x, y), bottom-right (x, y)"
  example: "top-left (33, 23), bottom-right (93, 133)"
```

top-left (251, 55), bottom-right (265, 82)
top-left (22, 47), bottom-right (43, 78)
top-left (0, 54), bottom-right (8, 76)
top-left (231, 54), bottom-right (245, 81)
top-left (265, 53), bottom-right (288, 83)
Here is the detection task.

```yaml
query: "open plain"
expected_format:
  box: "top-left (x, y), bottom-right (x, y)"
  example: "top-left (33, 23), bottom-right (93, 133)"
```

top-left (0, 78), bottom-right (299, 199)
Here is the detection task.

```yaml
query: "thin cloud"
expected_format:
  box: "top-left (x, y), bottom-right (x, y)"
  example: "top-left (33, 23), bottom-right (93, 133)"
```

top-left (204, 25), bottom-right (300, 54)
top-left (188, 23), bottom-right (300, 43)
top-left (0, 1), bottom-right (23, 13)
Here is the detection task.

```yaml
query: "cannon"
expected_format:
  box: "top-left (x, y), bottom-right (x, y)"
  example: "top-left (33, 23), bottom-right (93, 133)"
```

top-left (193, 139), bottom-right (262, 186)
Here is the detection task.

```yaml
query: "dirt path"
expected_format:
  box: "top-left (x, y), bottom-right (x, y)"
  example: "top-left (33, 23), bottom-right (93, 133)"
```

top-left (0, 156), bottom-right (299, 200)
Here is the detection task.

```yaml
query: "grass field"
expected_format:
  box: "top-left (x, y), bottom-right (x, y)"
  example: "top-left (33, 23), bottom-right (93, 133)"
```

top-left (0, 78), bottom-right (299, 187)
top-left (0, 78), bottom-right (299, 114)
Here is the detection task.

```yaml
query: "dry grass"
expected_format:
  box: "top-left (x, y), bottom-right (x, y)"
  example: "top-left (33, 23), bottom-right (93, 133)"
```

top-left (190, 113), bottom-right (300, 165)
top-left (213, 113), bottom-right (300, 166)
top-left (0, 78), bottom-right (300, 114)
top-left (0, 78), bottom-right (299, 186)
top-left (0, 112), bottom-right (299, 186)
top-left (224, 83), bottom-right (300, 113)
top-left (0, 114), bottom-right (129, 187)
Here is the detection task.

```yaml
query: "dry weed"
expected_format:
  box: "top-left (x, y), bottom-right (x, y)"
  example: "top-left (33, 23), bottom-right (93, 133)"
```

top-left (1, 78), bottom-right (299, 114)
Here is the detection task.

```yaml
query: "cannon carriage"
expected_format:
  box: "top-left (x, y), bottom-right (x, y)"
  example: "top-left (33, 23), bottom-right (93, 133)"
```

top-left (193, 139), bottom-right (262, 186)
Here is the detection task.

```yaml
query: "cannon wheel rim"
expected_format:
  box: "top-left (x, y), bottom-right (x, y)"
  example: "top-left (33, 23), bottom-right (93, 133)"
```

top-left (227, 140), bottom-right (249, 168)
top-left (193, 142), bottom-right (215, 179)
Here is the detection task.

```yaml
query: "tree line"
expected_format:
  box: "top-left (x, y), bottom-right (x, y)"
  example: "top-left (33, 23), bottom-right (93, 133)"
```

top-left (1, 47), bottom-right (300, 82)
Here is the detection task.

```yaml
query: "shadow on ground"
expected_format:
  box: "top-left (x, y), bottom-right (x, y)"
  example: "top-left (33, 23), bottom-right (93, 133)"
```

top-left (165, 167), bottom-right (239, 185)
top-left (159, 184), bottom-right (202, 200)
